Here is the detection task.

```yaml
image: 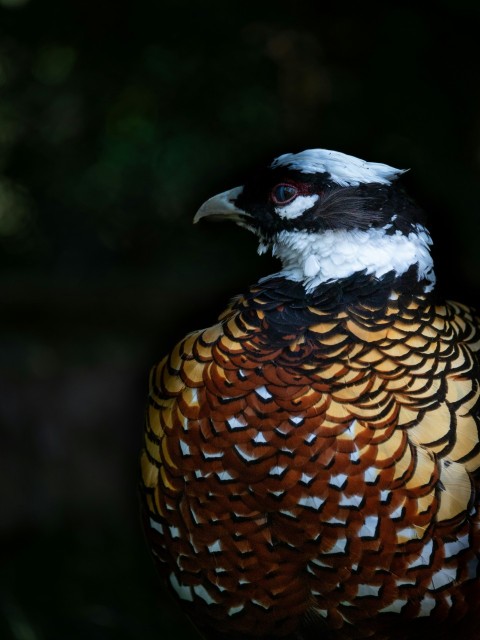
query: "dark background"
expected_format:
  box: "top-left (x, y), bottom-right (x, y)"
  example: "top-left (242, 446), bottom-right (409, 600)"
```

top-left (1, 1), bottom-right (480, 638)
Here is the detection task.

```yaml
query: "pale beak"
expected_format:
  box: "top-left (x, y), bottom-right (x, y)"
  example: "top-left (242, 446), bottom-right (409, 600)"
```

top-left (193, 186), bottom-right (251, 224)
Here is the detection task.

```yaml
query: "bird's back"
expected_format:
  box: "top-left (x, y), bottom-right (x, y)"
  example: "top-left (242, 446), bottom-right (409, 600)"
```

top-left (141, 271), bottom-right (480, 640)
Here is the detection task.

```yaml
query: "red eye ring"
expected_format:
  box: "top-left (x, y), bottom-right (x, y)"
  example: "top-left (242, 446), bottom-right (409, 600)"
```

top-left (271, 183), bottom-right (299, 205)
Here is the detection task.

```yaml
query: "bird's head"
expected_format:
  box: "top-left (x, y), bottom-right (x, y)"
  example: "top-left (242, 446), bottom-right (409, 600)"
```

top-left (194, 149), bottom-right (435, 294)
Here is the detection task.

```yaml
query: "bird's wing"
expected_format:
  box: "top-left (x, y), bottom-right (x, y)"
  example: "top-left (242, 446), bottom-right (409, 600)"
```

top-left (387, 300), bottom-right (480, 525)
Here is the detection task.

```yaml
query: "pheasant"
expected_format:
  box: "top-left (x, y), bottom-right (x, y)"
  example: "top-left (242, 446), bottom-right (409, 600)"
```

top-left (140, 149), bottom-right (480, 640)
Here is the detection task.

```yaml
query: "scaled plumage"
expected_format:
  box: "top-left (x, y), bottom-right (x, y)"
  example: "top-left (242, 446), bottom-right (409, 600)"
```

top-left (140, 149), bottom-right (480, 640)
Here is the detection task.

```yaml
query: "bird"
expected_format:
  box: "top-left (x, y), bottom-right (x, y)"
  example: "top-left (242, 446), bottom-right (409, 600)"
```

top-left (140, 149), bottom-right (480, 640)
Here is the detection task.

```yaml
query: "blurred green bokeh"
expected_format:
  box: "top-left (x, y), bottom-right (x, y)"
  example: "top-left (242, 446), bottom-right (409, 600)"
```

top-left (2, 1), bottom-right (480, 638)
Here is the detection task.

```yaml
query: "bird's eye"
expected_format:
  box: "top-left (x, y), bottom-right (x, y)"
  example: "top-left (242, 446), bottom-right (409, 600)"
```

top-left (271, 183), bottom-right (299, 205)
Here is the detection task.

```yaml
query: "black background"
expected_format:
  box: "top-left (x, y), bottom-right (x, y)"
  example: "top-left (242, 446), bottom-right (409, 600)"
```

top-left (2, 1), bottom-right (480, 638)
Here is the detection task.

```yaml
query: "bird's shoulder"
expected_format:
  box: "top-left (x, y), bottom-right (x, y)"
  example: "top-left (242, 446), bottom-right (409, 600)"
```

top-left (149, 277), bottom-right (480, 402)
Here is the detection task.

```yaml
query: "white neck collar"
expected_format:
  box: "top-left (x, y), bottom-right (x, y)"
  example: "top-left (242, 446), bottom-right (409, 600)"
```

top-left (259, 225), bottom-right (435, 294)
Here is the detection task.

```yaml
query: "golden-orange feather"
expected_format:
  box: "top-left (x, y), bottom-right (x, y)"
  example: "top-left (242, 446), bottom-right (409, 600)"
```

top-left (141, 286), bottom-right (480, 639)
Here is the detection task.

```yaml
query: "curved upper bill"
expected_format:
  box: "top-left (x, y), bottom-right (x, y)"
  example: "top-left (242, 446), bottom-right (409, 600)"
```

top-left (193, 186), bottom-right (251, 224)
